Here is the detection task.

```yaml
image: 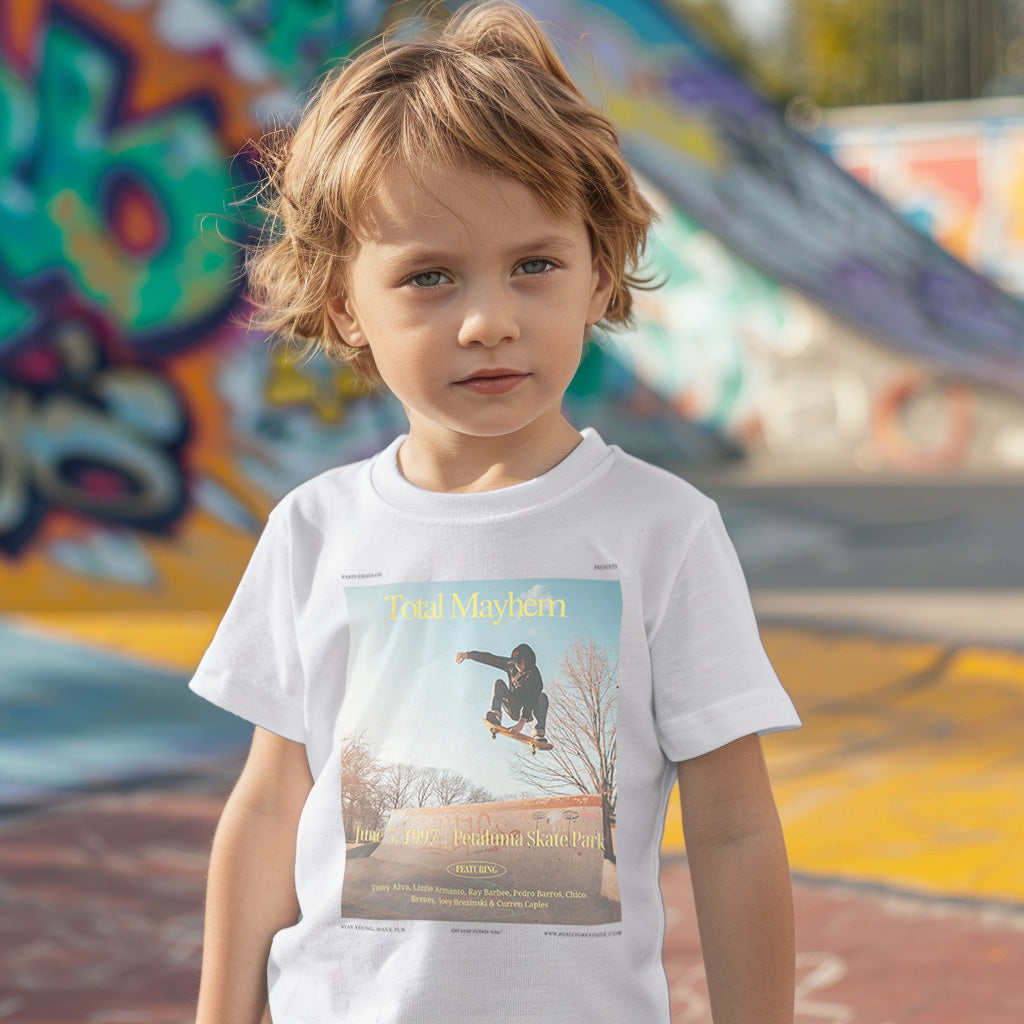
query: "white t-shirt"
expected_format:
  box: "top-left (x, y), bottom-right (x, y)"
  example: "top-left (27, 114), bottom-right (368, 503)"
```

top-left (190, 428), bottom-right (799, 1024)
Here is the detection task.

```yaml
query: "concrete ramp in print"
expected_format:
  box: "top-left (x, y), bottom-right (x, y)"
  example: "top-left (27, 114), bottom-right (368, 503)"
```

top-left (342, 795), bottom-right (619, 926)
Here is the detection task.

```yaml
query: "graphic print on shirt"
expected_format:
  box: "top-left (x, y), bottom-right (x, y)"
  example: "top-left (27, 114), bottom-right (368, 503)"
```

top-left (339, 579), bottom-right (622, 926)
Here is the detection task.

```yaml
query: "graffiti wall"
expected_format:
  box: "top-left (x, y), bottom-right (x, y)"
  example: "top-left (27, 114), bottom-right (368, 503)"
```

top-left (0, 0), bottom-right (749, 611)
top-left (4, 0), bottom-right (1024, 616)
top-left (0, 0), bottom-right (408, 610)
top-left (525, 0), bottom-right (1024, 399)
top-left (821, 102), bottom-right (1024, 301)
top-left (608, 192), bottom-right (1024, 477)
top-left (723, 101), bottom-right (1024, 477)
top-left (793, 102), bottom-right (1024, 476)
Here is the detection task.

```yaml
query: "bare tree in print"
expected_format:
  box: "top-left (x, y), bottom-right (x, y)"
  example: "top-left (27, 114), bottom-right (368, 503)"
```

top-left (379, 762), bottom-right (419, 811)
top-left (411, 766), bottom-right (440, 807)
top-left (512, 638), bottom-right (618, 862)
top-left (339, 732), bottom-right (384, 839)
top-left (432, 768), bottom-right (474, 806)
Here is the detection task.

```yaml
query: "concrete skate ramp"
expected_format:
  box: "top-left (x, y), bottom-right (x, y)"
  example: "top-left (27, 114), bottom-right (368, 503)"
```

top-left (342, 795), bottom-right (619, 925)
top-left (377, 794), bottom-right (604, 889)
top-left (500, 0), bottom-right (1024, 396)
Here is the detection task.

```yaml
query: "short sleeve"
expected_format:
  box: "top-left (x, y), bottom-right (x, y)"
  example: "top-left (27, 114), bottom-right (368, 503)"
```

top-left (189, 509), bottom-right (307, 742)
top-left (650, 506), bottom-right (800, 762)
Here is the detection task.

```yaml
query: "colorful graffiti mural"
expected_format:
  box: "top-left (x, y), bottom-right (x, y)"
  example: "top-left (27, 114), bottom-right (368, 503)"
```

top-left (520, 0), bottom-right (1024, 399)
top-left (820, 102), bottom-right (1024, 300)
top-left (608, 177), bottom-right (1024, 477)
top-left (0, 1), bottom-right (258, 558)
top-left (0, 0), bottom-right (740, 604)
top-left (4, 0), bottom-right (1024, 610)
top-left (0, 0), bottom-right (400, 604)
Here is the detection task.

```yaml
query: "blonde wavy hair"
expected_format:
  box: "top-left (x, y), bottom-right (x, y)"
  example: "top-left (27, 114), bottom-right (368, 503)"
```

top-left (246, 0), bottom-right (655, 386)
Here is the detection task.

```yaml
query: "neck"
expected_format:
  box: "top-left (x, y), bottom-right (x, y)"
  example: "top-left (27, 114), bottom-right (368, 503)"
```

top-left (397, 417), bottom-right (583, 493)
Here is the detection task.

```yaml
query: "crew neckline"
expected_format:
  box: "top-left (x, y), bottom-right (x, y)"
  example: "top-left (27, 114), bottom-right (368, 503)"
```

top-left (370, 428), bottom-right (612, 519)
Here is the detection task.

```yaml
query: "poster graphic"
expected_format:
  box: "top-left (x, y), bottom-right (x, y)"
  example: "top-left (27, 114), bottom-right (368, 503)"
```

top-left (339, 579), bottom-right (621, 926)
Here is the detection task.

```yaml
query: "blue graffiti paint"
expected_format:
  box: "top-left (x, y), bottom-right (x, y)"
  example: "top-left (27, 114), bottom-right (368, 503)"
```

top-left (0, 326), bottom-right (189, 553)
top-left (0, 620), bottom-right (252, 808)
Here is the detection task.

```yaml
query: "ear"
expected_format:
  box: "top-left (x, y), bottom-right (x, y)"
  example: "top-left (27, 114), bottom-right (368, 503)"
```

top-left (586, 259), bottom-right (615, 326)
top-left (326, 293), bottom-right (369, 348)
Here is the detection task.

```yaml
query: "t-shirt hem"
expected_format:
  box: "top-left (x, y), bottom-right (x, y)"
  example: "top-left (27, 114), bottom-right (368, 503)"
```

top-left (189, 673), bottom-right (307, 744)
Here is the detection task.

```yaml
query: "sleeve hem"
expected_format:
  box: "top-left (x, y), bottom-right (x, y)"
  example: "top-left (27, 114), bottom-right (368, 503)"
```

top-left (189, 672), bottom-right (307, 744)
top-left (657, 692), bottom-right (801, 763)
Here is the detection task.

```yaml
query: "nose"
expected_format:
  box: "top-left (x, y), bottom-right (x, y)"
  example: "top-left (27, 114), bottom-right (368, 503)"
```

top-left (457, 282), bottom-right (520, 348)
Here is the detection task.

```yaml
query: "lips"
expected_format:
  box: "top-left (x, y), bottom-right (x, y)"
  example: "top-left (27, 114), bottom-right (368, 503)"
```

top-left (455, 369), bottom-right (529, 395)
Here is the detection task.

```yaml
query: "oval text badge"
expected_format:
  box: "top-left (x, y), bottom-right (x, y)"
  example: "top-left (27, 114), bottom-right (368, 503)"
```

top-left (446, 861), bottom-right (508, 879)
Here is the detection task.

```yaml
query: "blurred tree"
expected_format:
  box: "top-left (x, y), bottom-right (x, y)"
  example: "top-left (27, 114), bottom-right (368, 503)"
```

top-left (784, 0), bottom-right (1020, 108)
top-left (663, 0), bottom-right (791, 97)
top-left (788, 0), bottom-right (882, 106)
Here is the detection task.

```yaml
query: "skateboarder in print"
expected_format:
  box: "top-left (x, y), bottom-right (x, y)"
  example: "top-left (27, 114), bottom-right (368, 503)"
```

top-left (456, 643), bottom-right (551, 746)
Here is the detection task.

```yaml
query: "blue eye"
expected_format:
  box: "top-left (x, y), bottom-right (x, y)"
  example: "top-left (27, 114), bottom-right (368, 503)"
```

top-left (410, 271), bottom-right (446, 288)
top-left (519, 259), bottom-right (552, 275)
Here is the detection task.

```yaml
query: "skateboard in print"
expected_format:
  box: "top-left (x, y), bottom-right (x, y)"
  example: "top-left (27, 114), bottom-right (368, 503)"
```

top-left (482, 717), bottom-right (553, 755)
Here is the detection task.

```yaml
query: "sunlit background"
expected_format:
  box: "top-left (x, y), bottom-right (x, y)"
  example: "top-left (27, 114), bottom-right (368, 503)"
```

top-left (2, 2), bottom-right (1023, 1021)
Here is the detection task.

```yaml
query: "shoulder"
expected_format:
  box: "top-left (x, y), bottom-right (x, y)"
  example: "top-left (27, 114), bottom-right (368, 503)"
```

top-left (266, 447), bottom-right (381, 532)
top-left (599, 444), bottom-right (719, 539)
top-left (608, 446), bottom-right (715, 504)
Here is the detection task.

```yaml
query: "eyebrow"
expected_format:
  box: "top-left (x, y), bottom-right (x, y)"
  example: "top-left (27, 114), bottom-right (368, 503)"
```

top-left (382, 234), bottom-right (581, 265)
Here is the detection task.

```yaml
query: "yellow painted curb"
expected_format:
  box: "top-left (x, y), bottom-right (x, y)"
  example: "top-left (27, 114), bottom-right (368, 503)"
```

top-left (9, 612), bottom-right (220, 674)
top-left (663, 627), bottom-right (1024, 904)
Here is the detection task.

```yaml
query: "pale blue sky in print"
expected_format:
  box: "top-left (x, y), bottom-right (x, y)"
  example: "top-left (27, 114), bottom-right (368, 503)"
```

top-left (342, 578), bottom-right (622, 798)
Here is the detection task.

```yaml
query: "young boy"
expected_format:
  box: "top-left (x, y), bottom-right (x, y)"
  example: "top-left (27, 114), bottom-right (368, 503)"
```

top-left (190, 3), bottom-right (800, 1022)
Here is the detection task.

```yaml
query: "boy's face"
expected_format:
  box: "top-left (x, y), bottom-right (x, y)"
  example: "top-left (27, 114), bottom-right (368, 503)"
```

top-left (328, 164), bottom-right (612, 465)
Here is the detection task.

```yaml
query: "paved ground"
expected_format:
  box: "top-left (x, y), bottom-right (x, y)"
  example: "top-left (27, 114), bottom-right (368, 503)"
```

top-left (662, 628), bottom-right (1024, 906)
top-left (711, 480), bottom-right (1024, 596)
top-left (0, 779), bottom-right (227, 1024)
top-left (662, 861), bottom-right (1024, 1024)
